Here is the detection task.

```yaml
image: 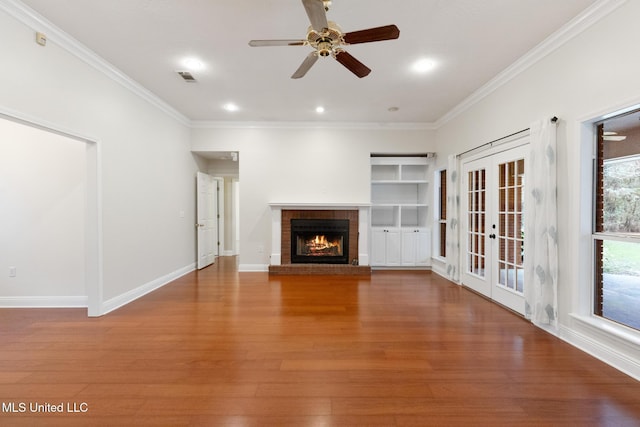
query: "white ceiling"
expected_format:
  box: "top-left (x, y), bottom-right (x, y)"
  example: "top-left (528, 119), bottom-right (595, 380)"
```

top-left (19, 0), bottom-right (597, 124)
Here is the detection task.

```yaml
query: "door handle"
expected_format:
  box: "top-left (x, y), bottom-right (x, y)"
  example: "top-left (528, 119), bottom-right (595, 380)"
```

top-left (196, 223), bottom-right (204, 228)
top-left (489, 233), bottom-right (496, 239)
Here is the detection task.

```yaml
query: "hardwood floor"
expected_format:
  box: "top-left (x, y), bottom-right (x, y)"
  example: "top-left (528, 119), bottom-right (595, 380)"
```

top-left (1, 256), bottom-right (639, 426)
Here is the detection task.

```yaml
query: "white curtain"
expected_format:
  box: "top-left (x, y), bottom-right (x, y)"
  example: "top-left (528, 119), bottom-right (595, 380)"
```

top-left (524, 118), bottom-right (558, 329)
top-left (446, 154), bottom-right (460, 282)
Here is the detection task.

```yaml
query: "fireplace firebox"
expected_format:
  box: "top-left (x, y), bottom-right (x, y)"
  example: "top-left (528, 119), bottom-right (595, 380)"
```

top-left (290, 219), bottom-right (349, 264)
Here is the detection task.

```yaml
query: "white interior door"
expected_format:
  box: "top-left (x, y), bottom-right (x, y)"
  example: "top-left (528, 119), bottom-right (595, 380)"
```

top-left (461, 144), bottom-right (527, 314)
top-left (197, 172), bottom-right (217, 269)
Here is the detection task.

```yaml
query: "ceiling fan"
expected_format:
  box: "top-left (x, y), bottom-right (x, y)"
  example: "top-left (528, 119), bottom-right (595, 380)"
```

top-left (603, 131), bottom-right (627, 141)
top-left (248, 0), bottom-right (400, 79)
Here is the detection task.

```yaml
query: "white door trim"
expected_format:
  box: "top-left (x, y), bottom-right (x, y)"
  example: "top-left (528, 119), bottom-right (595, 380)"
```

top-left (0, 108), bottom-right (103, 316)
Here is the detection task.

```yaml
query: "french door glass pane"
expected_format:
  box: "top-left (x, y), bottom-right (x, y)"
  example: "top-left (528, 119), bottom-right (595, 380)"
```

top-left (498, 158), bottom-right (524, 293)
top-left (468, 169), bottom-right (486, 277)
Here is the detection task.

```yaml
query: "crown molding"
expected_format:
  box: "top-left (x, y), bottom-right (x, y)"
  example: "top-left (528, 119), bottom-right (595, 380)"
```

top-left (3, 0), bottom-right (625, 132)
top-left (0, 0), bottom-right (191, 127)
top-left (190, 120), bottom-right (437, 131)
top-left (434, 0), bottom-right (628, 128)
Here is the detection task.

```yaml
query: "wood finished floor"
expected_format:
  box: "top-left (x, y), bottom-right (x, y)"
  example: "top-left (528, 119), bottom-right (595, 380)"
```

top-left (1, 257), bottom-right (639, 426)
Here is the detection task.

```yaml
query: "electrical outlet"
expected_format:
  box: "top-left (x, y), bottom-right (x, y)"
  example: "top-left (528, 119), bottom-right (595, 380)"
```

top-left (9, 267), bottom-right (16, 277)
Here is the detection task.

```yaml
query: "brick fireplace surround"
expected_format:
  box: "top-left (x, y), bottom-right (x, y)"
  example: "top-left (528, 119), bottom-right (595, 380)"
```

top-left (269, 203), bottom-right (371, 275)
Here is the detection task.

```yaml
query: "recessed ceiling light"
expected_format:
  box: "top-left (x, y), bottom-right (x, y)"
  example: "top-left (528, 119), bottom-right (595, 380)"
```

top-left (182, 57), bottom-right (205, 71)
top-left (222, 103), bottom-right (239, 112)
top-left (413, 58), bottom-right (436, 73)
top-left (388, 106), bottom-right (399, 112)
top-left (316, 106), bottom-right (325, 114)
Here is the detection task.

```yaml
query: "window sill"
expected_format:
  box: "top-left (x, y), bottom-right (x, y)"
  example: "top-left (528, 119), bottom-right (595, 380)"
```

top-left (569, 313), bottom-right (640, 348)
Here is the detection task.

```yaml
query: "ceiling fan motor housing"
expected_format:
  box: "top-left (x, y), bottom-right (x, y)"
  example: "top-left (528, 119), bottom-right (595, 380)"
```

top-left (307, 23), bottom-right (343, 56)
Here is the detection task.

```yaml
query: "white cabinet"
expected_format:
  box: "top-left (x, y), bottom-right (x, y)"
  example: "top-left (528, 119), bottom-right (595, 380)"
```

top-left (371, 156), bottom-right (432, 267)
top-left (372, 228), bottom-right (402, 266)
top-left (401, 228), bottom-right (431, 266)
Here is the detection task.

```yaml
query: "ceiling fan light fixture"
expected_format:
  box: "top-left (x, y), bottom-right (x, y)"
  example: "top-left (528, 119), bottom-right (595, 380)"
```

top-left (317, 40), bottom-right (332, 56)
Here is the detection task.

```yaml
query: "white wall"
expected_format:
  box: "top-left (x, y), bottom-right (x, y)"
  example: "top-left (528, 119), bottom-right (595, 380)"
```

top-left (434, 0), bottom-right (640, 379)
top-left (0, 5), bottom-right (200, 313)
top-left (0, 118), bottom-right (86, 301)
top-left (192, 126), bottom-right (435, 269)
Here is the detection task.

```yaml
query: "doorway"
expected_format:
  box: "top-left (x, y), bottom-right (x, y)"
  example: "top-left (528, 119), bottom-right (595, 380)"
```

top-left (0, 112), bottom-right (101, 316)
top-left (461, 144), bottom-right (528, 314)
top-left (193, 151), bottom-right (240, 267)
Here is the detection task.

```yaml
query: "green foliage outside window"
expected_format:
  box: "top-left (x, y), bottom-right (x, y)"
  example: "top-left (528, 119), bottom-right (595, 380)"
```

top-left (603, 158), bottom-right (640, 233)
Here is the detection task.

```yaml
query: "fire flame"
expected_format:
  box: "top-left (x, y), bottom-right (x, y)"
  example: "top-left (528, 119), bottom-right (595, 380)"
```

top-left (302, 234), bottom-right (342, 256)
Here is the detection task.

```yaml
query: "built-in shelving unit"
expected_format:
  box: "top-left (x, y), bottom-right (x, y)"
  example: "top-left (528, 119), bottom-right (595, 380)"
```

top-left (370, 156), bottom-right (432, 267)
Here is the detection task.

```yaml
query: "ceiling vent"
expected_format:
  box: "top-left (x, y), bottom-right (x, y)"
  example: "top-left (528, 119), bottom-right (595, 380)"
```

top-left (177, 71), bottom-right (197, 82)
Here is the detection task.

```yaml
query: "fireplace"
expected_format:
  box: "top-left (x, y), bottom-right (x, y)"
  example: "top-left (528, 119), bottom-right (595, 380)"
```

top-left (269, 206), bottom-right (370, 275)
top-left (290, 219), bottom-right (349, 264)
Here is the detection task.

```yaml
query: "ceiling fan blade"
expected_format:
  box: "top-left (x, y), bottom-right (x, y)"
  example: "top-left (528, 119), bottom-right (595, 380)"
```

top-left (302, 0), bottom-right (329, 32)
top-left (334, 50), bottom-right (371, 78)
top-left (292, 52), bottom-right (319, 79)
top-left (249, 40), bottom-right (306, 47)
top-left (343, 25), bottom-right (400, 45)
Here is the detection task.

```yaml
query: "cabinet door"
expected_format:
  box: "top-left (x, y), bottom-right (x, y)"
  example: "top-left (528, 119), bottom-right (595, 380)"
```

top-left (386, 229), bottom-right (402, 266)
top-left (401, 229), bottom-right (432, 266)
top-left (415, 229), bottom-right (431, 266)
top-left (371, 229), bottom-right (388, 266)
top-left (401, 230), bottom-right (418, 266)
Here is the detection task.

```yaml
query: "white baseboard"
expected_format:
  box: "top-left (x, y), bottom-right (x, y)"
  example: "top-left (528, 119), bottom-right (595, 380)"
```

top-left (101, 263), bottom-right (195, 315)
top-left (559, 324), bottom-right (640, 381)
top-left (0, 296), bottom-right (88, 308)
top-left (238, 264), bottom-right (269, 272)
top-left (430, 263), bottom-right (447, 279)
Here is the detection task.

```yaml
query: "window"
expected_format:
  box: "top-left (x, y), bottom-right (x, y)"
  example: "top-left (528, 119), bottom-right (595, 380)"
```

top-left (438, 169), bottom-right (447, 258)
top-left (593, 109), bottom-right (640, 331)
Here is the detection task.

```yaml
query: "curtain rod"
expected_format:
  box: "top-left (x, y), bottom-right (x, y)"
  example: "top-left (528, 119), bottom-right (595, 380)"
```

top-left (456, 116), bottom-right (558, 158)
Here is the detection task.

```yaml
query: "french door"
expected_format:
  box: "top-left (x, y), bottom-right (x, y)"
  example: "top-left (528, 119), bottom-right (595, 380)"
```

top-left (461, 145), bottom-right (528, 314)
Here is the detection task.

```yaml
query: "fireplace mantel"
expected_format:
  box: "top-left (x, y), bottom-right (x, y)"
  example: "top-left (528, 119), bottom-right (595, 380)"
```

top-left (269, 203), bottom-right (371, 269)
top-left (269, 202), bottom-right (370, 209)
